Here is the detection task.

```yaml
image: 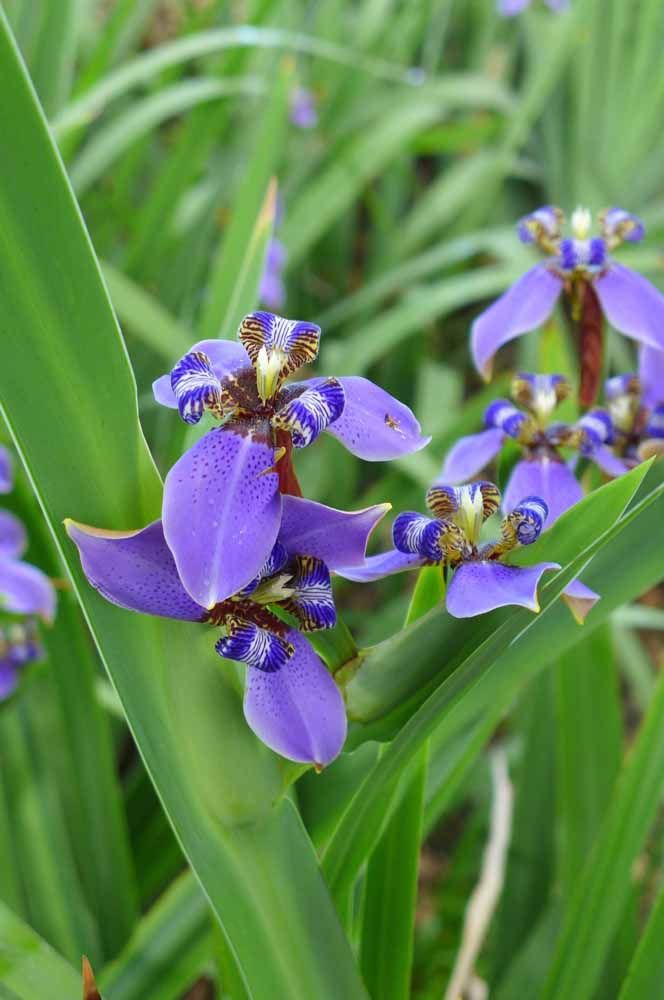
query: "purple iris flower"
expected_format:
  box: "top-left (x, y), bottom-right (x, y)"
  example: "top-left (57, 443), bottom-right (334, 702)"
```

top-left (0, 619), bottom-right (44, 699)
top-left (602, 346), bottom-right (664, 466)
top-left (440, 372), bottom-right (626, 525)
top-left (67, 496), bottom-right (389, 766)
top-left (337, 481), bottom-right (560, 618)
top-left (498, 0), bottom-right (568, 15)
top-left (152, 311), bottom-right (429, 610)
top-left (0, 510), bottom-right (56, 629)
top-left (259, 238), bottom-right (287, 310)
top-left (471, 206), bottom-right (664, 405)
top-left (290, 87), bottom-right (318, 129)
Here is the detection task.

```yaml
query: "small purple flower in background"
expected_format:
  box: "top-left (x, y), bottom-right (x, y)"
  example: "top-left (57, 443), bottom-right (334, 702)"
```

top-left (338, 481), bottom-right (561, 618)
top-left (498, 0), bottom-right (568, 15)
top-left (602, 346), bottom-right (664, 466)
top-left (67, 497), bottom-right (389, 765)
top-left (259, 238), bottom-right (287, 310)
top-left (471, 206), bottom-right (664, 405)
top-left (0, 620), bottom-right (44, 699)
top-left (290, 87), bottom-right (318, 129)
top-left (0, 446), bottom-right (12, 494)
top-left (440, 373), bottom-right (626, 524)
top-left (152, 311), bottom-right (428, 609)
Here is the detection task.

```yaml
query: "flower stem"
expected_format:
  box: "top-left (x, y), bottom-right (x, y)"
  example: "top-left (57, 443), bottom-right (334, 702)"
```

top-left (578, 281), bottom-right (603, 408)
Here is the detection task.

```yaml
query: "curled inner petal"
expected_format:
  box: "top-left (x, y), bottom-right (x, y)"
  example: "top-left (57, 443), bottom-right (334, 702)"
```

top-left (600, 207), bottom-right (645, 247)
top-left (393, 512), bottom-right (446, 562)
top-left (238, 312), bottom-right (321, 380)
top-left (216, 617), bottom-right (294, 673)
top-left (272, 378), bottom-right (345, 448)
top-left (512, 373), bottom-right (569, 422)
top-left (484, 399), bottom-right (535, 441)
top-left (517, 206), bottom-right (563, 248)
top-left (238, 541), bottom-right (290, 597)
top-left (283, 556), bottom-right (336, 632)
top-left (576, 409), bottom-right (614, 455)
top-left (500, 495), bottom-right (548, 549)
top-left (170, 351), bottom-right (224, 425)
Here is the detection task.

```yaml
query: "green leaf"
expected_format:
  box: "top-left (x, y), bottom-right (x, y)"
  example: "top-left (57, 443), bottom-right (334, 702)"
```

top-left (0, 900), bottom-right (81, 999)
top-left (0, 15), bottom-right (366, 997)
top-left (542, 668), bottom-right (664, 1000)
top-left (618, 883), bottom-right (664, 1000)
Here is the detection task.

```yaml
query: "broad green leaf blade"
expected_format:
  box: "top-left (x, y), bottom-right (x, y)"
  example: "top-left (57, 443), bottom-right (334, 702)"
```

top-left (0, 901), bottom-right (81, 999)
top-left (542, 668), bottom-right (664, 1000)
top-left (618, 883), bottom-right (664, 1000)
top-left (0, 15), bottom-right (366, 998)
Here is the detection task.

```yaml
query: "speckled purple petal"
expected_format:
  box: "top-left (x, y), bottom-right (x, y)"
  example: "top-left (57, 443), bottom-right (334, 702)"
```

top-left (439, 428), bottom-right (505, 484)
top-left (0, 446), bottom-right (12, 494)
top-left (66, 519), bottom-right (204, 620)
top-left (306, 376), bottom-right (429, 460)
top-left (0, 661), bottom-right (18, 699)
top-left (0, 559), bottom-right (56, 622)
top-left (590, 445), bottom-right (629, 478)
top-left (446, 560), bottom-right (559, 618)
top-left (595, 264), bottom-right (664, 353)
top-left (152, 340), bottom-right (251, 409)
top-left (334, 549), bottom-right (425, 582)
top-left (162, 423), bottom-right (281, 608)
top-left (278, 496), bottom-right (390, 569)
top-left (243, 630), bottom-right (346, 766)
top-left (471, 265), bottom-right (562, 379)
top-left (639, 345), bottom-right (664, 409)
top-left (503, 457), bottom-right (583, 526)
top-left (0, 511), bottom-right (27, 559)
top-left (562, 579), bottom-right (600, 624)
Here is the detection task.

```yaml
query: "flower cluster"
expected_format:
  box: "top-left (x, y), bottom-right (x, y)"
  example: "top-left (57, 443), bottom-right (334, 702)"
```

top-left (0, 445), bottom-right (55, 698)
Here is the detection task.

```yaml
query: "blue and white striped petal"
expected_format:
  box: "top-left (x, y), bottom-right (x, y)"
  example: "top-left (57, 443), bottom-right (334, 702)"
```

top-left (216, 618), bottom-right (294, 673)
top-left (272, 378), bottom-right (345, 448)
top-left (517, 206), bottom-right (563, 245)
top-left (501, 495), bottom-right (548, 548)
top-left (238, 311), bottom-right (321, 377)
top-left (600, 207), bottom-right (645, 246)
top-left (238, 541), bottom-right (290, 597)
top-left (576, 408), bottom-right (614, 455)
top-left (484, 399), bottom-right (532, 440)
top-left (393, 512), bottom-right (446, 562)
top-left (284, 556), bottom-right (336, 632)
top-left (170, 351), bottom-right (223, 425)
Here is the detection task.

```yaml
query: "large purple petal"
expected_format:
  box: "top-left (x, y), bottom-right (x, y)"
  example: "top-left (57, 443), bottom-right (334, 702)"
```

top-left (0, 446), bottom-right (12, 494)
top-left (439, 428), bottom-right (505, 484)
top-left (590, 445), bottom-right (629, 478)
top-left (471, 265), bottom-right (562, 379)
top-left (66, 519), bottom-right (204, 621)
top-left (243, 630), bottom-right (346, 766)
top-left (306, 376), bottom-right (429, 460)
top-left (162, 423), bottom-right (281, 608)
top-left (0, 660), bottom-right (18, 699)
top-left (0, 559), bottom-right (56, 622)
top-left (278, 496), bottom-right (390, 569)
top-left (595, 264), bottom-right (664, 353)
top-left (639, 345), bottom-right (664, 409)
top-left (335, 549), bottom-right (425, 582)
top-left (503, 457), bottom-right (583, 526)
top-left (561, 579), bottom-right (600, 624)
top-left (0, 511), bottom-right (27, 559)
top-left (446, 560), bottom-right (559, 618)
top-left (152, 340), bottom-right (251, 409)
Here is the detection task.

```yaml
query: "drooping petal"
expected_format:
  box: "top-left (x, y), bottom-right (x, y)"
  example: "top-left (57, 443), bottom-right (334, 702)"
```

top-left (66, 519), bottom-right (204, 620)
top-left (440, 428), bottom-right (505, 484)
top-left (277, 495), bottom-right (390, 569)
top-left (216, 618), bottom-right (294, 672)
top-left (503, 457), bottom-right (583, 526)
top-left (335, 549), bottom-right (425, 582)
top-left (638, 345), bottom-right (664, 409)
top-left (561, 579), bottom-right (600, 624)
top-left (595, 264), bottom-right (664, 352)
top-left (590, 445), bottom-right (630, 478)
top-left (152, 340), bottom-right (251, 409)
top-left (446, 560), bottom-right (559, 618)
top-left (0, 659), bottom-right (18, 699)
top-left (238, 312), bottom-right (321, 377)
top-left (162, 423), bottom-right (282, 608)
top-left (309, 376), bottom-right (429, 460)
top-left (0, 446), bottom-right (13, 494)
top-left (393, 512), bottom-right (446, 561)
top-left (0, 559), bottom-right (56, 622)
top-left (283, 556), bottom-right (336, 631)
top-left (471, 265), bottom-right (562, 379)
top-left (272, 378), bottom-right (345, 448)
top-left (0, 510), bottom-right (27, 559)
top-left (242, 630), bottom-right (346, 766)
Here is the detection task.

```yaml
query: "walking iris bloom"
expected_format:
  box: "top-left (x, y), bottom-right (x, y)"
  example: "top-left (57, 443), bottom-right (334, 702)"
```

top-left (471, 206), bottom-right (664, 405)
top-left (0, 620), bottom-right (44, 699)
top-left (602, 347), bottom-right (664, 466)
top-left (152, 311), bottom-right (428, 609)
top-left (440, 373), bottom-right (626, 524)
top-left (338, 481), bottom-right (561, 618)
top-left (67, 496), bottom-right (389, 766)
top-left (498, 0), bottom-right (567, 14)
